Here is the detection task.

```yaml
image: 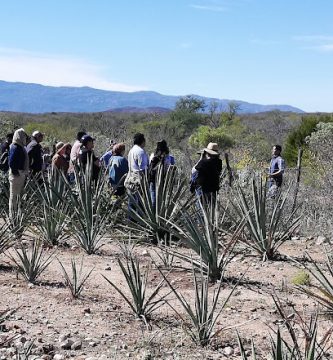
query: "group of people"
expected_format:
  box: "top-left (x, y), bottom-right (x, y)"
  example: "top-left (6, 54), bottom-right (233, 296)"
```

top-left (1, 127), bottom-right (285, 219)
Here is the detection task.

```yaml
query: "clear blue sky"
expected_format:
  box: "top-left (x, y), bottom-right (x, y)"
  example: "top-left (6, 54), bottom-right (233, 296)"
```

top-left (1, 0), bottom-right (332, 112)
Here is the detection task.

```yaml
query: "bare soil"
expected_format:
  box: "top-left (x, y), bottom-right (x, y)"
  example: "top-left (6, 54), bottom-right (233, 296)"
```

top-left (0, 236), bottom-right (332, 359)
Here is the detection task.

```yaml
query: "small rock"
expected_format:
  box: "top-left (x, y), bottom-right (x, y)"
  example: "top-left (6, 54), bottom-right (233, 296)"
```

top-left (223, 346), bottom-right (234, 356)
top-left (83, 308), bottom-right (91, 314)
top-left (71, 340), bottom-right (82, 350)
top-left (104, 266), bottom-right (111, 271)
top-left (60, 339), bottom-right (73, 350)
top-left (316, 236), bottom-right (328, 245)
top-left (58, 333), bottom-right (71, 342)
top-left (53, 355), bottom-right (64, 360)
top-left (141, 250), bottom-right (149, 256)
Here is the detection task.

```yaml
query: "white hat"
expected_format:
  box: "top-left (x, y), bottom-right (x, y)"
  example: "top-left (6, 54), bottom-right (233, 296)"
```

top-left (32, 130), bottom-right (43, 137)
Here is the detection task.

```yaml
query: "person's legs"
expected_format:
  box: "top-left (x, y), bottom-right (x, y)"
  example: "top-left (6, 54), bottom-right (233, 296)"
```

top-left (9, 172), bottom-right (26, 219)
top-left (149, 182), bottom-right (156, 210)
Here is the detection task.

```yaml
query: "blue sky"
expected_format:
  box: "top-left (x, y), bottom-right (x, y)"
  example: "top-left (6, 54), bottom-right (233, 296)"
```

top-left (1, 0), bottom-right (332, 112)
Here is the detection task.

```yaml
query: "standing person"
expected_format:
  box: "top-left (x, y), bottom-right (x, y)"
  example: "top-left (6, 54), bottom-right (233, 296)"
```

top-left (52, 143), bottom-right (72, 176)
top-left (78, 135), bottom-right (100, 183)
top-left (100, 139), bottom-right (115, 169)
top-left (109, 143), bottom-right (128, 196)
top-left (268, 145), bottom-right (285, 193)
top-left (0, 133), bottom-right (13, 172)
top-left (8, 128), bottom-right (29, 219)
top-left (148, 140), bottom-right (175, 208)
top-left (26, 130), bottom-right (44, 179)
top-left (194, 143), bottom-right (222, 205)
top-left (68, 131), bottom-right (86, 181)
top-left (125, 133), bottom-right (149, 211)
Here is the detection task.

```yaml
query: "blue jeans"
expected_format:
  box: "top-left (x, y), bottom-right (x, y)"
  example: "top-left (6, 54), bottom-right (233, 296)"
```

top-left (150, 182), bottom-right (156, 209)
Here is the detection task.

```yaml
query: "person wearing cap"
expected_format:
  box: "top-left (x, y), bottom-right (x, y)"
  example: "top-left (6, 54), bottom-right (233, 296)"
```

top-left (52, 143), bottom-right (72, 175)
top-left (100, 139), bottom-right (115, 169)
top-left (148, 140), bottom-right (175, 208)
top-left (26, 130), bottom-right (44, 178)
top-left (79, 135), bottom-right (100, 182)
top-left (194, 142), bottom-right (222, 204)
top-left (8, 128), bottom-right (29, 219)
top-left (68, 131), bottom-right (86, 181)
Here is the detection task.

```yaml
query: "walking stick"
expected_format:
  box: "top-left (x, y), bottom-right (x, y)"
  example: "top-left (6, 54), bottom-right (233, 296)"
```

top-left (224, 152), bottom-right (233, 187)
top-left (292, 148), bottom-right (303, 212)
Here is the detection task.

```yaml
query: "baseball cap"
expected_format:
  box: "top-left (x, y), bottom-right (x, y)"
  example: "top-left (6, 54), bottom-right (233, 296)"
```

top-left (81, 135), bottom-right (95, 145)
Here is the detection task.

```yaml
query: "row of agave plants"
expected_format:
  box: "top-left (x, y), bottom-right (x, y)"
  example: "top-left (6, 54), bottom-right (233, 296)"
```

top-left (0, 164), bottom-right (333, 357)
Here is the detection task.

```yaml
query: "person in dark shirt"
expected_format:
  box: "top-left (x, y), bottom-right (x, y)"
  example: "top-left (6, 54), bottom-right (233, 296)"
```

top-left (194, 142), bottom-right (222, 205)
top-left (0, 133), bottom-right (13, 172)
top-left (79, 135), bottom-right (100, 182)
top-left (26, 130), bottom-right (44, 179)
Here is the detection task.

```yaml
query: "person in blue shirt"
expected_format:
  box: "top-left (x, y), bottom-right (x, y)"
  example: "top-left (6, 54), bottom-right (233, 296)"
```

top-left (269, 145), bottom-right (285, 188)
top-left (100, 139), bottom-right (115, 169)
top-left (109, 143), bottom-right (128, 196)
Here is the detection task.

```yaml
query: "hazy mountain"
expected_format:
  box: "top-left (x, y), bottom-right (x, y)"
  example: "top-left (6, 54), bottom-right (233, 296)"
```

top-left (0, 80), bottom-right (304, 114)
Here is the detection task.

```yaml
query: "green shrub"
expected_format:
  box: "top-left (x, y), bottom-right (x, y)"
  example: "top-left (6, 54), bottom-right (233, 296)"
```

top-left (291, 270), bottom-right (310, 286)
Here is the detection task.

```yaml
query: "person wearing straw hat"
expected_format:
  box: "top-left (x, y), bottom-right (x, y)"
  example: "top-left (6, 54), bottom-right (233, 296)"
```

top-left (194, 142), bottom-right (222, 204)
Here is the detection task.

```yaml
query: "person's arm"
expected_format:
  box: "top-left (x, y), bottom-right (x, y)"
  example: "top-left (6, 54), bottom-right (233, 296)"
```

top-left (137, 150), bottom-right (149, 171)
top-left (9, 146), bottom-right (20, 175)
top-left (270, 158), bottom-right (285, 178)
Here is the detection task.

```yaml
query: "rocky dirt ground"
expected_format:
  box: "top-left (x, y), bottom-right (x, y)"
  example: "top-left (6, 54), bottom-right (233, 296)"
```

top-left (0, 235), bottom-right (332, 360)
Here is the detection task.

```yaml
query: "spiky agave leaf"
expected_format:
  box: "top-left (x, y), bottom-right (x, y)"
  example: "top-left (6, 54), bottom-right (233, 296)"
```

top-left (58, 257), bottom-right (94, 298)
top-left (103, 257), bottom-right (170, 322)
top-left (235, 176), bottom-right (300, 260)
top-left (10, 241), bottom-right (54, 283)
top-left (159, 264), bottom-right (239, 346)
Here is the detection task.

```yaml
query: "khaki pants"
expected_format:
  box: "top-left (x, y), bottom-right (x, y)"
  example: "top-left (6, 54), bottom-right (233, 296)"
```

top-left (9, 171), bottom-right (26, 220)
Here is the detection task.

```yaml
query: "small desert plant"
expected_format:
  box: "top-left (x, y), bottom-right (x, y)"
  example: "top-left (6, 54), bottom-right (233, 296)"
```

top-left (291, 270), bottom-right (310, 286)
top-left (58, 257), bottom-right (94, 298)
top-left (235, 176), bottom-right (300, 260)
top-left (15, 340), bottom-right (34, 360)
top-left (103, 257), bottom-right (169, 322)
top-left (68, 162), bottom-right (116, 254)
top-left (10, 241), bottom-right (54, 283)
top-left (159, 265), bottom-right (239, 346)
top-left (164, 199), bottom-right (243, 282)
top-left (295, 252), bottom-right (333, 314)
top-left (237, 297), bottom-right (332, 359)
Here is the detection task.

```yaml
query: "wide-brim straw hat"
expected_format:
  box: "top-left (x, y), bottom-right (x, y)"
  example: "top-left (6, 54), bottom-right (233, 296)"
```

top-left (204, 142), bottom-right (219, 155)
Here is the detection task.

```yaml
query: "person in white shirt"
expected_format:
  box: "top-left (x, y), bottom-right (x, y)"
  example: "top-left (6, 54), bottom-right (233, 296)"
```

top-left (125, 133), bottom-right (149, 216)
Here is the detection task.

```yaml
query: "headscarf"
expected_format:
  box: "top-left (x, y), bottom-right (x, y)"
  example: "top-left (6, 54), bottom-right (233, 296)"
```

top-left (12, 128), bottom-right (28, 147)
top-left (11, 128), bottom-right (29, 172)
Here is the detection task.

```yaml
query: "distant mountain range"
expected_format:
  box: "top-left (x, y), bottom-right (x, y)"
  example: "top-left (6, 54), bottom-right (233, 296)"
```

top-left (0, 80), bottom-right (304, 114)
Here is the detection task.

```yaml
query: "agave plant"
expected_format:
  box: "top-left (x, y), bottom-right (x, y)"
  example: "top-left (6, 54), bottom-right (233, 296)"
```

top-left (58, 257), bottom-right (94, 298)
top-left (162, 199), bottom-right (243, 282)
top-left (126, 165), bottom-right (190, 243)
top-left (103, 256), bottom-right (169, 322)
top-left (10, 241), bottom-right (54, 283)
top-left (237, 296), bottom-right (332, 359)
top-left (5, 182), bottom-right (37, 240)
top-left (31, 169), bottom-right (70, 246)
top-left (67, 161), bottom-right (117, 254)
top-left (159, 265), bottom-right (238, 346)
top-left (0, 222), bottom-right (15, 257)
top-left (235, 176), bottom-right (300, 260)
top-left (295, 252), bottom-right (333, 314)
